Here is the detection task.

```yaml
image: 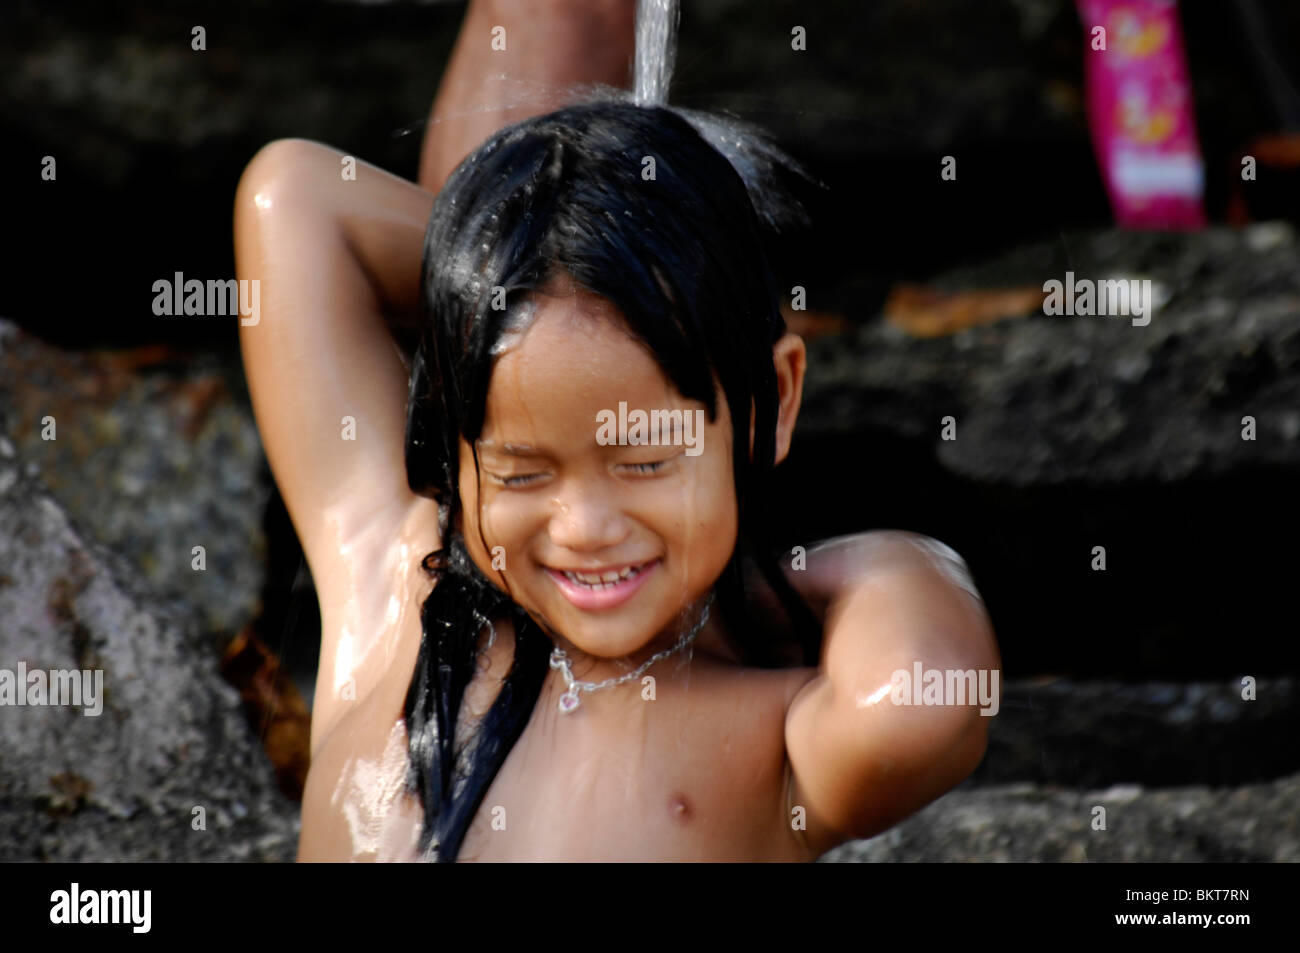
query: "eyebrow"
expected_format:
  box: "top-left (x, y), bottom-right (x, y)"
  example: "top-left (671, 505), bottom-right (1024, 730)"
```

top-left (478, 420), bottom-right (691, 457)
top-left (477, 440), bottom-right (549, 458)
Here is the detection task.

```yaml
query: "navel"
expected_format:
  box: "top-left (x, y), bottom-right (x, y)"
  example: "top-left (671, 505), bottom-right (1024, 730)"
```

top-left (667, 792), bottom-right (692, 822)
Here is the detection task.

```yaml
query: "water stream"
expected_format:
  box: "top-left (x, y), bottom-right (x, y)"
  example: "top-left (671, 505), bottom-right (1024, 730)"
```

top-left (633, 0), bottom-right (680, 106)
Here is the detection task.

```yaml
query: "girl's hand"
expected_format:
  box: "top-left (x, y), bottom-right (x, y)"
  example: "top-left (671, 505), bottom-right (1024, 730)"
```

top-left (782, 532), bottom-right (999, 855)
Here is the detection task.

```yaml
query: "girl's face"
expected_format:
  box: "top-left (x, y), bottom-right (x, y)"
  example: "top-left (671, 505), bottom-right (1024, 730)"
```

top-left (457, 280), bottom-right (737, 661)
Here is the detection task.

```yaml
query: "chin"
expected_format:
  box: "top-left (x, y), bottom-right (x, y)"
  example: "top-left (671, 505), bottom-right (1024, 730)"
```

top-left (553, 613), bottom-right (665, 655)
top-left (540, 601), bottom-right (682, 658)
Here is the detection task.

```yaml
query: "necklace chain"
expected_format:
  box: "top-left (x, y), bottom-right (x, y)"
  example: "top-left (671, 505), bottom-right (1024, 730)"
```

top-left (548, 592), bottom-right (715, 714)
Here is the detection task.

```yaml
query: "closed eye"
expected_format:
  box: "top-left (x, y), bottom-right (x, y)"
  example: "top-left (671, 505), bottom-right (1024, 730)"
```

top-left (622, 460), bottom-right (670, 475)
top-left (489, 472), bottom-right (546, 488)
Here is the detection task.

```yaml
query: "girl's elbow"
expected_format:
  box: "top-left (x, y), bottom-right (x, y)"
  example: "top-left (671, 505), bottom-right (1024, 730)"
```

top-left (234, 138), bottom-right (329, 228)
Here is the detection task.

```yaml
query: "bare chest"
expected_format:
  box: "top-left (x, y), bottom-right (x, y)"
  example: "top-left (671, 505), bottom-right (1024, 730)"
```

top-left (454, 670), bottom-right (809, 862)
top-left (302, 661), bottom-right (814, 862)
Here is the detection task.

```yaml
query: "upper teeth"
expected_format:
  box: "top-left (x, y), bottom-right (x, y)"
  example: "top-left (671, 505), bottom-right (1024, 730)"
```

top-left (563, 565), bottom-right (640, 586)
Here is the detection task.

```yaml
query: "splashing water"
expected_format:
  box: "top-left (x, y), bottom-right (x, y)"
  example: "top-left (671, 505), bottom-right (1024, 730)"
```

top-left (628, 0), bottom-right (821, 230)
top-left (634, 0), bottom-right (680, 106)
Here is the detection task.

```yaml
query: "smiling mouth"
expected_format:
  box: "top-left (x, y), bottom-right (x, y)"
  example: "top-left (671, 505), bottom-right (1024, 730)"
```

top-left (542, 559), bottom-right (662, 610)
top-left (554, 561), bottom-right (655, 590)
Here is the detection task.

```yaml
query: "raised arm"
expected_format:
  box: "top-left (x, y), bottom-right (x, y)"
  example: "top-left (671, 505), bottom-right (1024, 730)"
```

top-left (782, 532), bottom-right (1000, 855)
top-left (234, 139), bottom-right (436, 574)
top-left (418, 0), bottom-right (636, 194)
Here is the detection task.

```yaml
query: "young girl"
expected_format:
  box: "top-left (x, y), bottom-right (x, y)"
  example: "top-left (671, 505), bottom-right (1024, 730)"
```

top-left (233, 3), bottom-right (998, 863)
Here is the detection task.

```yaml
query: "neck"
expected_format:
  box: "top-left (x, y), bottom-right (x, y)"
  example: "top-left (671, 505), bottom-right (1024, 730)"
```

top-left (543, 591), bottom-right (727, 703)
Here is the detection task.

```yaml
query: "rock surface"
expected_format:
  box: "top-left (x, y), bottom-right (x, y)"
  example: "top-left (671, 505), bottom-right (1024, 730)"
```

top-left (0, 320), bottom-right (269, 645)
top-left (0, 319), bottom-right (295, 861)
top-left (825, 771), bottom-right (1300, 862)
top-left (801, 224), bottom-right (1300, 485)
top-left (975, 676), bottom-right (1300, 789)
top-left (0, 463), bottom-right (296, 862)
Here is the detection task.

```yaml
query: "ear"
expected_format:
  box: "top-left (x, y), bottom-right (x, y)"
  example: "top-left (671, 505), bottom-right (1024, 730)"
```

top-left (749, 333), bottom-right (806, 466)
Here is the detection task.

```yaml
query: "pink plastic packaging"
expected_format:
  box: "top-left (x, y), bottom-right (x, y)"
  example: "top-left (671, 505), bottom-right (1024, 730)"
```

top-left (1076, 0), bottom-right (1207, 229)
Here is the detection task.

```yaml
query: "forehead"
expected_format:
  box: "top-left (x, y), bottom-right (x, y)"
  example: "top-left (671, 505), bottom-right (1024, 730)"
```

top-left (482, 291), bottom-right (675, 419)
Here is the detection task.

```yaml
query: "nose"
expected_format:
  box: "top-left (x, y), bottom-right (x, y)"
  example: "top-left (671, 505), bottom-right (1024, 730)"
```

top-left (546, 479), bottom-right (629, 553)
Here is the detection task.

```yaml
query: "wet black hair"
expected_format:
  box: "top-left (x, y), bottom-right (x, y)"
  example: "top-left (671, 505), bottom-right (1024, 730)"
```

top-left (402, 96), bottom-right (823, 861)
